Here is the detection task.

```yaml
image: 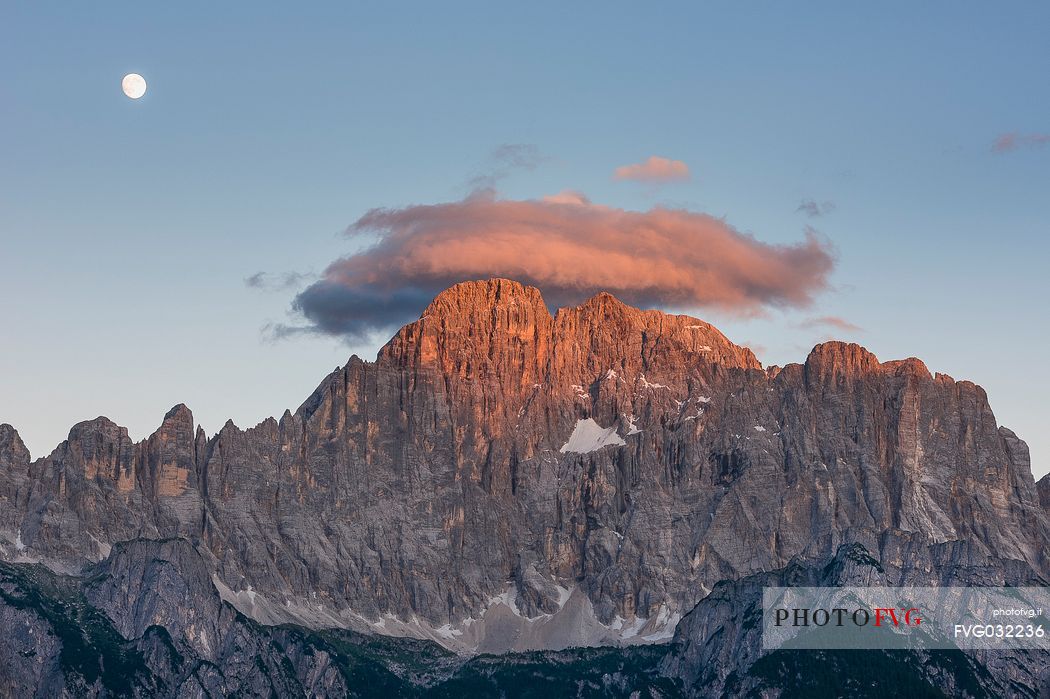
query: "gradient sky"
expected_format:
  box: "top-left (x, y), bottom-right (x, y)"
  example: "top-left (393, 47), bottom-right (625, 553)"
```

top-left (2, 2), bottom-right (1048, 478)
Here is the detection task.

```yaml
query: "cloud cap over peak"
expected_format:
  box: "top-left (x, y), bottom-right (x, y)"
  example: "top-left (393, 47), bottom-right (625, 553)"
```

top-left (613, 156), bottom-right (690, 182)
top-left (290, 193), bottom-right (835, 340)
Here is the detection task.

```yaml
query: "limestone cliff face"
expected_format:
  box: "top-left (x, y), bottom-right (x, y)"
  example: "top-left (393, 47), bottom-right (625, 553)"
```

top-left (1, 279), bottom-right (1046, 658)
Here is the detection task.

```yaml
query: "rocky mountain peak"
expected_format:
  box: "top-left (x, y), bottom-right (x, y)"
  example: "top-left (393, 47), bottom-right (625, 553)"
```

top-left (0, 424), bottom-right (30, 469)
top-left (803, 341), bottom-right (937, 385)
top-left (424, 277), bottom-right (549, 317)
top-left (804, 341), bottom-right (882, 383)
top-left (162, 403), bottom-right (194, 427)
top-left (63, 417), bottom-right (136, 483)
top-left (144, 404), bottom-right (198, 502)
top-left (571, 290), bottom-right (632, 317)
top-left (882, 357), bottom-right (933, 380)
top-left (85, 537), bottom-right (223, 654)
top-left (379, 278), bottom-right (761, 380)
top-left (67, 415), bottom-right (128, 442)
top-left (379, 278), bottom-right (552, 372)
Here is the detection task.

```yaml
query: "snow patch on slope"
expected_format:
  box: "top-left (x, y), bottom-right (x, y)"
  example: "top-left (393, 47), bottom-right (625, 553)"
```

top-left (487, 587), bottom-right (523, 616)
top-left (638, 374), bottom-right (668, 390)
top-left (560, 419), bottom-right (626, 453)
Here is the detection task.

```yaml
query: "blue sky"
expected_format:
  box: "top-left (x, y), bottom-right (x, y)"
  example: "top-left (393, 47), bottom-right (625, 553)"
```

top-left (2, 2), bottom-right (1047, 477)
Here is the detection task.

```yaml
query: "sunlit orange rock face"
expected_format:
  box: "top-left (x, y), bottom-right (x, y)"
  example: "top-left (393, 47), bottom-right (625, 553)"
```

top-left (1, 278), bottom-right (1047, 656)
top-left (378, 279), bottom-right (760, 489)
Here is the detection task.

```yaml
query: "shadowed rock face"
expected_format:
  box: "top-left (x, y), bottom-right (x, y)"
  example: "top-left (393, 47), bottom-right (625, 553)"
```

top-left (8, 537), bottom-right (1036, 698)
top-left (660, 542), bottom-right (1050, 698)
top-left (0, 279), bottom-right (1047, 663)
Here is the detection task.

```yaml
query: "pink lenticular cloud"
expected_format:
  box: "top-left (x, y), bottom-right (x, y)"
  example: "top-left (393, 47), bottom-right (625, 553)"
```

top-left (290, 193), bottom-right (835, 339)
top-left (613, 156), bottom-right (691, 182)
top-left (992, 132), bottom-right (1050, 152)
top-left (799, 316), bottom-right (863, 333)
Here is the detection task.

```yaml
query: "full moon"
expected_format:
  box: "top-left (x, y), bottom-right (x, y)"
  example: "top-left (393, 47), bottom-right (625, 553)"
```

top-left (121, 73), bottom-right (147, 99)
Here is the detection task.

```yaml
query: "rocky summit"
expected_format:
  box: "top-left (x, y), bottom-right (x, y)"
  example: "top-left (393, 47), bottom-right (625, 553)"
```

top-left (1, 278), bottom-right (1048, 697)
